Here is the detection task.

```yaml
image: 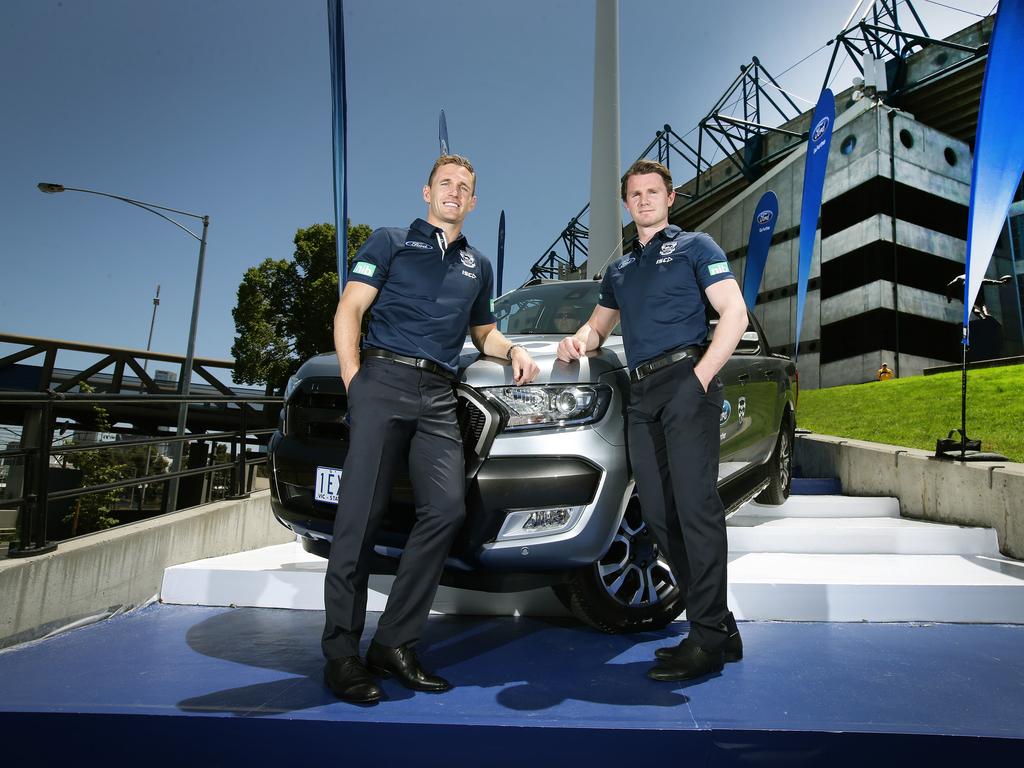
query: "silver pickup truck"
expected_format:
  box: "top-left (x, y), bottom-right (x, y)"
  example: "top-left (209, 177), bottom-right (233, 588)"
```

top-left (268, 279), bottom-right (797, 632)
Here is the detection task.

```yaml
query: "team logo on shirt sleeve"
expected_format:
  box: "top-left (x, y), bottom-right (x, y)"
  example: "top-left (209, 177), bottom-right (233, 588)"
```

top-left (707, 262), bottom-right (731, 276)
top-left (352, 262), bottom-right (377, 277)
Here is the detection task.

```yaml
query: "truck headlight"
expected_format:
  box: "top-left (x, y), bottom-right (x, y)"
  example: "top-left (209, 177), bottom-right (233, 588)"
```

top-left (482, 384), bottom-right (612, 431)
top-left (283, 374), bottom-right (303, 403)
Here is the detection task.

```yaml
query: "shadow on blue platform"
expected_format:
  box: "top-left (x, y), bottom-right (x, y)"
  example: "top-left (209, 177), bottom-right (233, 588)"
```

top-left (177, 609), bottom-right (692, 715)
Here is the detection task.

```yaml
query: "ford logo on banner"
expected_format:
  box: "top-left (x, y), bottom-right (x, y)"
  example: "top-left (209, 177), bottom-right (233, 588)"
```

top-left (757, 210), bottom-right (774, 226)
top-left (812, 116), bottom-right (831, 143)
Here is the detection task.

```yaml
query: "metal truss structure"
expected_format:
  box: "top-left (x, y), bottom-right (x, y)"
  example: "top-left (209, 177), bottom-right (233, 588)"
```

top-left (822, 0), bottom-right (986, 98)
top-left (0, 333), bottom-right (269, 437)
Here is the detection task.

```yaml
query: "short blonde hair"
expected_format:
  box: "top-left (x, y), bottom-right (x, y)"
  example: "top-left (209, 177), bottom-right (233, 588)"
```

top-left (428, 154), bottom-right (476, 193)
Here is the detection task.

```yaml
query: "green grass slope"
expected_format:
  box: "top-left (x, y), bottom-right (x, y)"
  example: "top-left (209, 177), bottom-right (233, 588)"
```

top-left (797, 365), bottom-right (1024, 463)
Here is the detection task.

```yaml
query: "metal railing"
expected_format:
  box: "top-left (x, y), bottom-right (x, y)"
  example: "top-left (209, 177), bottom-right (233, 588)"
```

top-left (0, 391), bottom-right (281, 557)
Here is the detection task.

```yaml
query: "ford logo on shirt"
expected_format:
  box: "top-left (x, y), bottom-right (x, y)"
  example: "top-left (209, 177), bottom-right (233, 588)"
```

top-left (757, 210), bottom-right (774, 226)
top-left (812, 116), bottom-right (830, 142)
top-left (405, 241), bottom-right (434, 250)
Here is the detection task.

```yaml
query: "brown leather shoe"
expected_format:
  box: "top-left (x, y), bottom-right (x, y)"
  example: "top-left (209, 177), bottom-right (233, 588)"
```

top-left (366, 640), bottom-right (452, 693)
top-left (323, 656), bottom-right (383, 704)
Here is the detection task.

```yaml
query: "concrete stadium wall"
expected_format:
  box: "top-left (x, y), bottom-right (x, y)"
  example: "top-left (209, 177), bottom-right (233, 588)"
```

top-left (795, 434), bottom-right (1024, 560)
top-left (0, 490), bottom-right (290, 649)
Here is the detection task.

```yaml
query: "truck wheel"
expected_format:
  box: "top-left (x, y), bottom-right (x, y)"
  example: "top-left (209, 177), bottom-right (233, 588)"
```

top-left (553, 492), bottom-right (685, 633)
top-left (755, 412), bottom-right (794, 505)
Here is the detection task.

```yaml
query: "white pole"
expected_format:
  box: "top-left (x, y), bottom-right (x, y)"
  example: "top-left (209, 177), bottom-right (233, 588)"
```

top-left (588, 0), bottom-right (623, 278)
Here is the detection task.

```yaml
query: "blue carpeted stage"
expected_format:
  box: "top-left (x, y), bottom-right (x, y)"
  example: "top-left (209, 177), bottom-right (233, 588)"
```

top-left (1, 604), bottom-right (1022, 765)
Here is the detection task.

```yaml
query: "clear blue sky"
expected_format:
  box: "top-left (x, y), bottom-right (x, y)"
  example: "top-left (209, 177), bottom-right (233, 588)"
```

top-left (0, 0), bottom-right (993, 380)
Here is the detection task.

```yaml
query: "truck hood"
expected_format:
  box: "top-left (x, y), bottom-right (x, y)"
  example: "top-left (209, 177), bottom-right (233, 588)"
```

top-left (294, 334), bottom-right (627, 387)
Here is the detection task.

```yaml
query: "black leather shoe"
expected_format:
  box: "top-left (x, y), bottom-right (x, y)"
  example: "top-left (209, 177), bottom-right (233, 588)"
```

top-left (655, 628), bottom-right (743, 663)
top-left (323, 656), bottom-right (383, 704)
top-left (647, 639), bottom-right (724, 682)
top-left (366, 640), bottom-right (452, 693)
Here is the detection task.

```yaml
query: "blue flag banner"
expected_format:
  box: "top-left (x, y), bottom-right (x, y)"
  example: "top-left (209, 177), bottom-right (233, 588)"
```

top-left (794, 88), bottom-right (835, 359)
top-left (439, 109), bottom-right (450, 156)
top-left (963, 0), bottom-right (1024, 337)
top-left (742, 190), bottom-right (779, 309)
top-left (497, 210), bottom-right (506, 297)
top-left (327, 0), bottom-right (348, 292)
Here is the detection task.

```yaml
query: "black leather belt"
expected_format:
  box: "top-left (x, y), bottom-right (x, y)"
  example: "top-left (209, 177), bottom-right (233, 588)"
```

top-left (363, 348), bottom-right (455, 381)
top-left (630, 345), bottom-right (703, 382)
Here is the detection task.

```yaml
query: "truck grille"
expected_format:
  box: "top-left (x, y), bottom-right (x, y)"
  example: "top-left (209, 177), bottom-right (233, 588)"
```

top-left (285, 379), bottom-right (498, 464)
top-left (286, 386), bottom-right (347, 442)
top-left (458, 394), bottom-right (488, 453)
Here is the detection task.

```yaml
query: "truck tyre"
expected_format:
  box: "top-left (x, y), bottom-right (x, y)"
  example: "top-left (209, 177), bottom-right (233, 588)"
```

top-left (755, 411), bottom-right (794, 505)
top-left (554, 492), bottom-right (685, 633)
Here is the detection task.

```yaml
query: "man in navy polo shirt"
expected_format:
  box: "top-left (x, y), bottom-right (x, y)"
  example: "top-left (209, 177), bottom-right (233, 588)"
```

top-left (322, 155), bottom-right (539, 703)
top-left (557, 159), bottom-right (747, 682)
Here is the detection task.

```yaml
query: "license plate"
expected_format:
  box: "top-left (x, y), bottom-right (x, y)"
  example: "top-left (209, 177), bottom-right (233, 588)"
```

top-left (314, 466), bottom-right (344, 504)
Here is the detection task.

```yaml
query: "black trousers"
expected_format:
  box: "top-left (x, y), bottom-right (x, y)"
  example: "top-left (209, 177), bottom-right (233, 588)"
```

top-left (627, 357), bottom-right (734, 649)
top-left (321, 357), bottom-right (465, 660)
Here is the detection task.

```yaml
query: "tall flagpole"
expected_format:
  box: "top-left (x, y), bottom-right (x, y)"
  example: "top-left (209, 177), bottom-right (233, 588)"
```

top-left (496, 210), bottom-right (506, 296)
top-left (439, 110), bottom-right (450, 156)
top-left (327, 0), bottom-right (349, 293)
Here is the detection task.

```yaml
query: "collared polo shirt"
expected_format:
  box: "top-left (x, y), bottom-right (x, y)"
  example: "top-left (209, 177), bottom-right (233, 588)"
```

top-left (598, 225), bottom-right (735, 371)
top-left (347, 218), bottom-right (496, 374)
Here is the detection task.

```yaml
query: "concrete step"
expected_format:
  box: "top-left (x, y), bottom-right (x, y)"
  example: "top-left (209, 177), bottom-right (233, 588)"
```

top-left (733, 495), bottom-right (900, 519)
top-left (727, 515), bottom-right (999, 555)
top-left (728, 552), bottom-right (1024, 623)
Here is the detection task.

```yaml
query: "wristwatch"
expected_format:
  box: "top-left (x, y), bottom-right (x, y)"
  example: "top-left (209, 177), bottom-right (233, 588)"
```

top-left (506, 344), bottom-right (524, 361)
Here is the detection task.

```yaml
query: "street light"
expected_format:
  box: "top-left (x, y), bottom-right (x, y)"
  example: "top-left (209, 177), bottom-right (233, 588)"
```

top-left (38, 182), bottom-right (209, 511)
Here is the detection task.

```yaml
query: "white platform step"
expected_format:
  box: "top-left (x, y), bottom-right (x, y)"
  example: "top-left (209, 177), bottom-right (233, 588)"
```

top-left (726, 515), bottom-right (999, 555)
top-left (728, 552), bottom-right (1024, 623)
top-left (161, 493), bottom-right (1024, 624)
top-left (160, 542), bottom-right (567, 616)
top-left (733, 495), bottom-right (901, 518)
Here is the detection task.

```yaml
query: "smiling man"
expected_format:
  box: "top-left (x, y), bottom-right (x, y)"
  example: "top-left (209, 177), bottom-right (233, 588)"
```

top-left (321, 155), bottom-right (539, 704)
top-left (557, 159), bottom-right (747, 683)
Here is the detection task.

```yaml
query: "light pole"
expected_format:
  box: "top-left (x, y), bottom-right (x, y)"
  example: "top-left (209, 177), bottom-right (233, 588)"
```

top-left (38, 182), bottom-right (209, 511)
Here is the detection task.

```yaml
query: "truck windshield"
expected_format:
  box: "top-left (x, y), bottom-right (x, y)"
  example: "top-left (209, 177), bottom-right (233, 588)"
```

top-left (492, 281), bottom-right (620, 335)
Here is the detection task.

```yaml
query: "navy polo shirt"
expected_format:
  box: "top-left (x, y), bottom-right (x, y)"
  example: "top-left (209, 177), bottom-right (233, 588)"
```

top-left (348, 218), bottom-right (496, 374)
top-left (598, 225), bottom-right (735, 371)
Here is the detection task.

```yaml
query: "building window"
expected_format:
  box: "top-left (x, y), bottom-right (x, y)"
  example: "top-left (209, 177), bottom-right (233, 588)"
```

top-left (944, 147), bottom-right (957, 166)
top-left (840, 135), bottom-right (857, 156)
top-left (899, 129), bottom-right (914, 149)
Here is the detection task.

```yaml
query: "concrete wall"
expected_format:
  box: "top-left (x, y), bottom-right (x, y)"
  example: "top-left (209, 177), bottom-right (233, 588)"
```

top-left (0, 490), bottom-right (290, 649)
top-left (795, 433), bottom-right (1024, 559)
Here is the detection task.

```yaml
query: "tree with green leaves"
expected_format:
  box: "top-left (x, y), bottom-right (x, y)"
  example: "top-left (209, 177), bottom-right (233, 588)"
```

top-left (64, 384), bottom-right (128, 535)
top-left (232, 222), bottom-right (372, 390)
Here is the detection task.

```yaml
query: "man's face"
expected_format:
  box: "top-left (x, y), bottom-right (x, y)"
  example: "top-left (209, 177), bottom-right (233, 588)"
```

top-left (423, 163), bottom-right (477, 226)
top-left (623, 173), bottom-right (675, 230)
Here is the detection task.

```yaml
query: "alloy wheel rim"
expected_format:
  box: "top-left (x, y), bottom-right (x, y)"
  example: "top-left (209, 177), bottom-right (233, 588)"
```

top-left (779, 428), bottom-right (792, 489)
top-left (596, 495), bottom-right (677, 607)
